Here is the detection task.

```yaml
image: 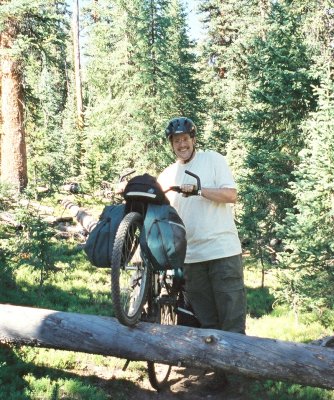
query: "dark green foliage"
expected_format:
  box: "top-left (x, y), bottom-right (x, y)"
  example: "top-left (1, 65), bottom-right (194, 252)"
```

top-left (13, 205), bottom-right (56, 286)
top-left (197, 1), bottom-right (332, 320)
top-left (238, 1), bottom-right (318, 261)
top-left (0, 0), bottom-right (72, 191)
top-left (83, 0), bottom-right (202, 184)
top-left (196, 0), bottom-right (260, 154)
top-left (277, 70), bottom-right (334, 318)
top-left (0, 184), bottom-right (24, 290)
top-left (0, 347), bottom-right (30, 400)
top-left (0, 345), bottom-right (109, 399)
top-left (249, 379), bottom-right (333, 400)
top-left (247, 286), bottom-right (275, 318)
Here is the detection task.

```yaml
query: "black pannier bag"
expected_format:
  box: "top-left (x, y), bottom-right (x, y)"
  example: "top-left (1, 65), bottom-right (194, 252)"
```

top-left (84, 204), bottom-right (125, 267)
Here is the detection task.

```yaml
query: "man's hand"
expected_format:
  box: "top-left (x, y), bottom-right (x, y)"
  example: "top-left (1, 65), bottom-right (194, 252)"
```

top-left (181, 184), bottom-right (197, 197)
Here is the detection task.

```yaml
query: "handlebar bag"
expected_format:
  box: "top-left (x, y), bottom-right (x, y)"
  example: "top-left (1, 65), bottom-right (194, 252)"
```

top-left (123, 173), bottom-right (169, 205)
top-left (84, 204), bottom-right (125, 267)
top-left (140, 203), bottom-right (187, 271)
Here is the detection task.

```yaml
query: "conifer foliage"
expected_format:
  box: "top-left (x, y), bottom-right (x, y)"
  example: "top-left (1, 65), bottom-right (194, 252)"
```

top-left (0, 0), bottom-right (70, 192)
top-left (277, 1), bottom-right (334, 320)
top-left (278, 72), bottom-right (334, 320)
top-left (84, 0), bottom-right (201, 184)
top-left (238, 1), bottom-right (318, 262)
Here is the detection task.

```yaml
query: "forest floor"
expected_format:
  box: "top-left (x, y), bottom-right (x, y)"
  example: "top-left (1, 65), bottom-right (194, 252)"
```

top-left (80, 361), bottom-right (263, 400)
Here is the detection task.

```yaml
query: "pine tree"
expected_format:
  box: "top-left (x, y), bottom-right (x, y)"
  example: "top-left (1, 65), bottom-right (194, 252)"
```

top-left (0, 0), bottom-right (70, 192)
top-left (83, 0), bottom-right (201, 187)
top-left (1, 0), bottom-right (28, 190)
top-left (276, 1), bottom-right (334, 322)
top-left (237, 1), bottom-right (318, 268)
top-left (196, 0), bottom-right (261, 154)
top-left (278, 69), bottom-right (334, 321)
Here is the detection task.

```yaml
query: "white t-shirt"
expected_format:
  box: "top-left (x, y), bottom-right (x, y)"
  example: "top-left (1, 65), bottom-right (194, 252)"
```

top-left (158, 150), bottom-right (242, 263)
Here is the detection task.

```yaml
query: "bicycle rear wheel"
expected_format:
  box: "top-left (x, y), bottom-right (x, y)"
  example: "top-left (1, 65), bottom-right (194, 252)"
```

top-left (147, 278), bottom-right (176, 391)
top-left (111, 212), bottom-right (150, 326)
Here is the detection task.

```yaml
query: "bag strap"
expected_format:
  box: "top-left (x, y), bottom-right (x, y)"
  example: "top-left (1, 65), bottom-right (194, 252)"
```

top-left (91, 219), bottom-right (108, 266)
top-left (144, 203), bottom-right (158, 231)
top-left (93, 204), bottom-right (124, 266)
top-left (144, 204), bottom-right (170, 268)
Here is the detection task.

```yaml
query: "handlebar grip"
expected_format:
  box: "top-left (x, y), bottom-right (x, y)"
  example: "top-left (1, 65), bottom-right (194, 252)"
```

top-left (165, 171), bottom-right (201, 196)
top-left (168, 186), bottom-right (183, 193)
top-left (185, 170), bottom-right (201, 190)
top-left (166, 186), bottom-right (199, 196)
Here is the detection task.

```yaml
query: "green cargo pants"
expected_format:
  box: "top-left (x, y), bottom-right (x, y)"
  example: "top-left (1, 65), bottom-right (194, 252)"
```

top-left (183, 254), bottom-right (246, 334)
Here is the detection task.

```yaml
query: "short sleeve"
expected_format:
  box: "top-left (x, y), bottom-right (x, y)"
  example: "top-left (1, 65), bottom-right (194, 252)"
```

top-left (210, 151), bottom-right (236, 189)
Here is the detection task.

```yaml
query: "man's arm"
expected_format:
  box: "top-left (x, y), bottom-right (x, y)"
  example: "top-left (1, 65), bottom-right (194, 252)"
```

top-left (200, 187), bottom-right (237, 203)
top-left (181, 184), bottom-right (237, 204)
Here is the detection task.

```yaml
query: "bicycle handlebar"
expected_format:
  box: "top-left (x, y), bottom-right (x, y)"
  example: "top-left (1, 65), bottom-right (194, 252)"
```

top-left (119, 170), bottom-right (136, 182)
top-left (166, 170), bottom-right (201, 196)
top-left (118, 169), bottom-right (201, 197)
top-left (185, 170), bottom-right (201, 191)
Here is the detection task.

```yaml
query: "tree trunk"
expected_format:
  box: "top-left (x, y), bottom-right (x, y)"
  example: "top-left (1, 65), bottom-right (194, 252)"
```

top-left (258, 0), bottom-right (269, 40)
top-left (0, 25), bottom-right (28, 191)
top-left (0, 304), bottom-right (333, 390)
top-left (0, 67), bottom-right (2, 167)
top-left (62, 198), bottom-right (97, 232)
top-left (92, 0), bottom-right (99, 23)
top-left (72, 0), bottom-right (84, 130)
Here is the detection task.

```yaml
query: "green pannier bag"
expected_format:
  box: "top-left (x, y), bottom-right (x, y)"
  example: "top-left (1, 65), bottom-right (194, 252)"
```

top-left (140, 203), bottom-right (187, 271)
top-left (84, 204), bottom-right (125, 267)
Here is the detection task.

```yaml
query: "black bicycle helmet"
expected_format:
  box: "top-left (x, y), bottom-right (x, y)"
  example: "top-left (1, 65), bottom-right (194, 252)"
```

top-left (165, 117), bottom-right (197, 139)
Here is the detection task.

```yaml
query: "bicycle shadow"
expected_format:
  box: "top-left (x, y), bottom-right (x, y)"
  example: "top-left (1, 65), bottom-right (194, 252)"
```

top-left (157, 365), bottom-right (255, 399)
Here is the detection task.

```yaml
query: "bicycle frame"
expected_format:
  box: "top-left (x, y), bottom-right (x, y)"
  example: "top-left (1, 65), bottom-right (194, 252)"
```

top-left (110, 169), bottom-right (201, 390)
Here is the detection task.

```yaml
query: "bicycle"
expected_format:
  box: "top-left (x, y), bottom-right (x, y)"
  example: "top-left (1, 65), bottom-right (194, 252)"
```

top-left (111, 170), bottom-right (201, 391)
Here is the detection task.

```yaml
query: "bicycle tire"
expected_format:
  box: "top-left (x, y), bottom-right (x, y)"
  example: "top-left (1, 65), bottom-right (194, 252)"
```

top-left (111, 212), bottom-right (150, 326)
top-left (147, 285), bottom-right (176, 391)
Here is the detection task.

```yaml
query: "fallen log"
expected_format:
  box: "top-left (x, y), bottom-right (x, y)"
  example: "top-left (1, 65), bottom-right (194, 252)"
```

top-left (19, 199), bottom-right (54, 215)
top-left (54, 224), bottom-right (86, 240)
top-left (0, 304), bottom-right (333, 390)
top-left (61, 199), bottom-right (98, 233)
top-left (0, 211), bottom-right (22, 228)
top-left (311, 336), bottom-right (334, 348)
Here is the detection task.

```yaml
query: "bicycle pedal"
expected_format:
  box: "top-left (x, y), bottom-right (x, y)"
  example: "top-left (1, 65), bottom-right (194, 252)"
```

top-left (159, 295), bottom-right (174, 306)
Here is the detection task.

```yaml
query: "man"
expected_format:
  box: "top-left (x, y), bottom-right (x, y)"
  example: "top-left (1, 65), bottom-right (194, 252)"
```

top-left (158, 117), bottom-right (246, 335)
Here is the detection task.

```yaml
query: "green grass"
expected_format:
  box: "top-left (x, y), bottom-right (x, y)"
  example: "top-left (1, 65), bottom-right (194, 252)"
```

top-left (0, 213), bottom-right (333, 400)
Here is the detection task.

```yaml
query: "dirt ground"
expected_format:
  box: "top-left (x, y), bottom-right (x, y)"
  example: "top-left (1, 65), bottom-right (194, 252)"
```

top-left (139, 366), bottom-right (254, 400)
top-left (88, 363), bottom-right (259, 400)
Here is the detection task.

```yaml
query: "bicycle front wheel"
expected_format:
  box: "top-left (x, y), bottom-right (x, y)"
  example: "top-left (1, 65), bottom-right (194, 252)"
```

top-left (147, 293), bottom-right (176, 391)
top-left (111, 212), bottom-right (150, 326)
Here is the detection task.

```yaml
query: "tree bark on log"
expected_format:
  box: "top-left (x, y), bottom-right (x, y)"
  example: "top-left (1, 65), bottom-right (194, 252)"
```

top-left (61, 199), bottom-right (98, 232)
top-left (0, 304), bottom-right (333, 390)
top-left (0, 211), bottom-right (22, 228)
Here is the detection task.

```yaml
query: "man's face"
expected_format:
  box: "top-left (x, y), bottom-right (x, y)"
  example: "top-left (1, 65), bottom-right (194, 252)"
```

top-left (171, 133), bottom-right (195, 163)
